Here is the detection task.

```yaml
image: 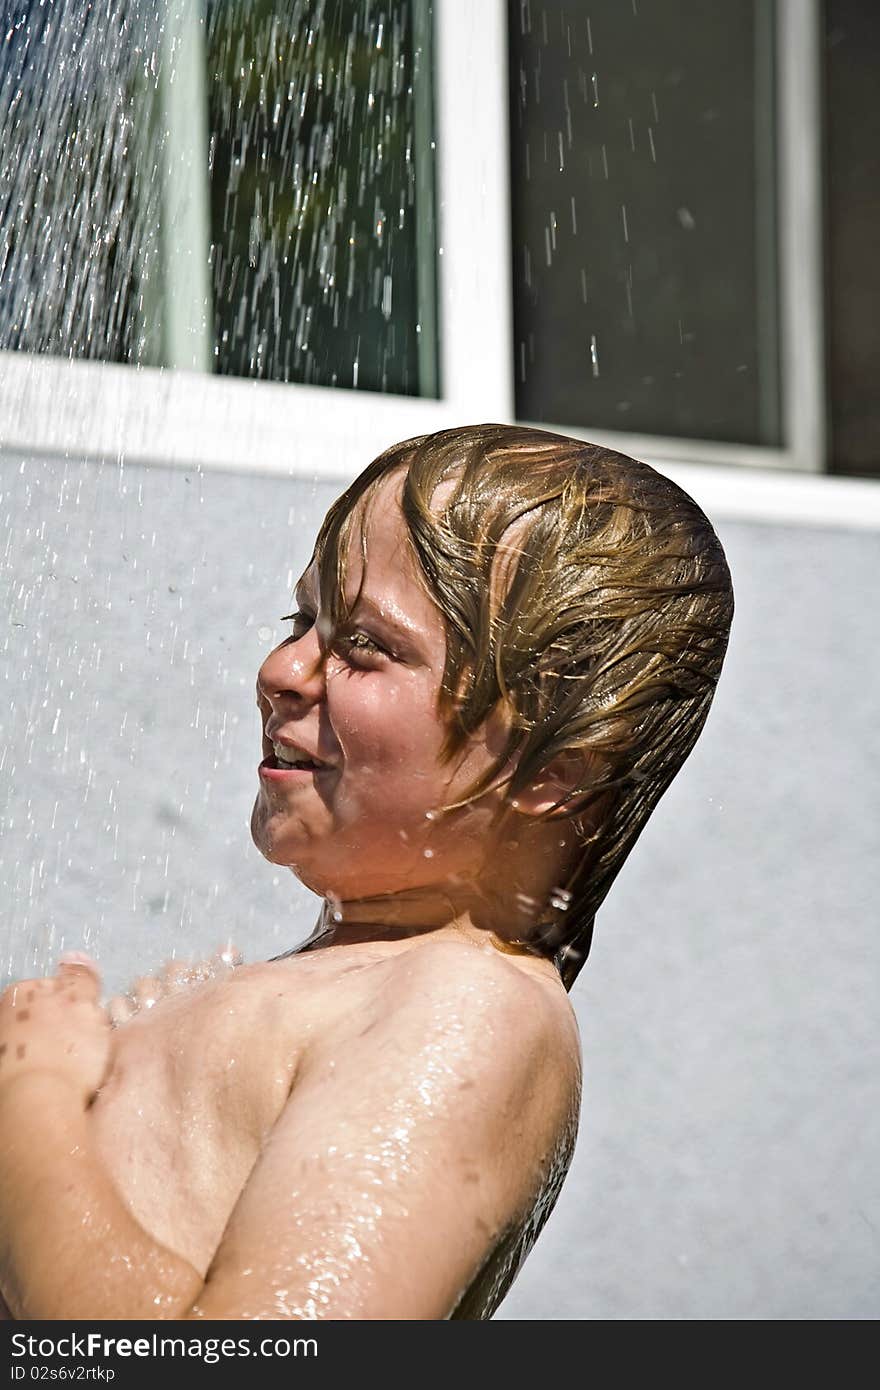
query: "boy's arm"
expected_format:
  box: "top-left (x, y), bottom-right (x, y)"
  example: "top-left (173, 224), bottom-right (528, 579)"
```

top-left (0, 1075), bottom-right (203, 1320)
top-left (0, 963), bottom-right (202, 1321)
top-left (187, 947), bottom-right (580, 1320)
top-left (1, 948), bottom-right (579, 1321)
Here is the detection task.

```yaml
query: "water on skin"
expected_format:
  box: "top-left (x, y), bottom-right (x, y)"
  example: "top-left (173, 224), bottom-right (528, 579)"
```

top-left (80, 950), bottom-right (579, 1320)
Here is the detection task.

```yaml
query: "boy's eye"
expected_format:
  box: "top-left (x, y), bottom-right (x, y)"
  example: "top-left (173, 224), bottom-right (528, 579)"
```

top-left (334, 628), bottom-right (386, 662)
top-left (279, 612), bottom-right (386, 663)
top-left (279, 610), bottom-right (314, 638)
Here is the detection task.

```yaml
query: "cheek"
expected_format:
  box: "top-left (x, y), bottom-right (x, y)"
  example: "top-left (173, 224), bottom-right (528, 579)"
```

top-left (328, 672), bottom-right (441, 777)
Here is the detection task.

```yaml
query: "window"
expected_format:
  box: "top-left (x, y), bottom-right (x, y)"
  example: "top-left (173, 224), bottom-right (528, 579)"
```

top-left (823, 0), bottom-right (880, 478)
top-left (205, 0), bottom-right (438, 395)
top-left (0, 0), bottom-right (160, 367)
top-left (508, 0), bottom-right (780, 447)
top-left (0, 0), bottom-right (439, 397)
top-left (0, 0), bottom-right (878, 498)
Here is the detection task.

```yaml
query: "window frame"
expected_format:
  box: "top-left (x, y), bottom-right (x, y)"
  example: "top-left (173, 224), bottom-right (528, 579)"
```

top-left (510, 0), bottom-right (825, 480)
top-left (0, 0), bottom-right (877, 529)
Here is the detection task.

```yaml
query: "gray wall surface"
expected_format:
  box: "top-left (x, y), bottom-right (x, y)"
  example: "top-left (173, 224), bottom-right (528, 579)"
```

top-left (1, 448), bottom-right (878, 1320)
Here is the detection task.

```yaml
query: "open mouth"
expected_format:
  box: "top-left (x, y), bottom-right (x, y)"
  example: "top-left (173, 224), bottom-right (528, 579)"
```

top-left (259, 742), bottom-right (332, 780)
top-left (260, 734), bottom-right (333, 779)
top-left (269, 753), bottom-right (323, 771)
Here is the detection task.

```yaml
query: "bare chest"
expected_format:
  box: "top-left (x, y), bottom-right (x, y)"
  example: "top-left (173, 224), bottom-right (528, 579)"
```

top-left (88, 961), bottom-right (340, 1275)
top-left (84, 944), bottom-right (577, 1318)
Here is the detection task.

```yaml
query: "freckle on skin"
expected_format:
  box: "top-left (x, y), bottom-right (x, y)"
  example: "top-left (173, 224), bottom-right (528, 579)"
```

top-left (16, 1010), bottom-right (30, 1023)
top-left (16, 1045), bottom-right (25, 1060)
top-left (25, 990), bottom-right (34, 1003)
top-left (0, 1044), bottom-right (6, 1058)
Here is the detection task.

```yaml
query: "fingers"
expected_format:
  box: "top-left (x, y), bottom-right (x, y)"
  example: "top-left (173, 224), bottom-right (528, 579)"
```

top-left (159, 944), bottom-right (242, 992)
top-left (107, 943), bottom-right (243, 1028)
top-left (131, 974), bottom-right (163, 1011)
top-left (56, 952), bottom-right (102, 999)
top-left (107, 993), bottom-right (136, 1028)
top-left (57, 951), bottom-right (100, 975)
top-left (159, 959), bottom-right (196, 993)
top-left (107, 973), bottom-right (164, 1029)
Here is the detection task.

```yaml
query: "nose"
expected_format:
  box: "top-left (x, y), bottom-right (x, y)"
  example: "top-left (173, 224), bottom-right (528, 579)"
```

top-left (256, 623), bottom-right (326, 714)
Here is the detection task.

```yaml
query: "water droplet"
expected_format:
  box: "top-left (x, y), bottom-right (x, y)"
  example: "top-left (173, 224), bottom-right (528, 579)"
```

top-left (549, 887), bottom-right (573, 913)
top-left (590, 334), bottom-right (600, 378)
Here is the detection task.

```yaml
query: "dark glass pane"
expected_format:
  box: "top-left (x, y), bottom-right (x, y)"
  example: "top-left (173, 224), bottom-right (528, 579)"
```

top-left (0, 0), bottom-right (438, 396)
top-left (824, 0), bottom-right (880, 477)
top-left (0, 0), bottom-right (162, 366)
top-left (206, 0), bottom-right (436, 395)
top-left (508, 0), bottom-right (780, 445)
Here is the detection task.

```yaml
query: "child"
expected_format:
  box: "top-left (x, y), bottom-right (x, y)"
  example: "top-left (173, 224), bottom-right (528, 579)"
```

top-left (0, 423), bottom-right (733, 1320)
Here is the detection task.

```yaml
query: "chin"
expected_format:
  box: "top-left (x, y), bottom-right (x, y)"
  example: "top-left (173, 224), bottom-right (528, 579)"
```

top-left (250, 823), bottom-right (326, 892)
top-left (250, 805), bottom-right (295, 867)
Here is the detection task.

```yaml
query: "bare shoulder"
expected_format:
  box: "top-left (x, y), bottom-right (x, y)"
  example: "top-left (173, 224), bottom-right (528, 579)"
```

top-left (309, 935), bottom-right (582, 1124)
top-left (193, 936), bottom-right (582, 1317)
top-left (411, 934), bottom-right (575, 1020)
top-left (387, 934), bottom-right (579, 1039)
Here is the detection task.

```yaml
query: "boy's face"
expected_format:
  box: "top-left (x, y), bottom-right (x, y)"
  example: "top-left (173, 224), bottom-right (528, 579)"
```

top-left (251, 476), bottom-right (511, 904)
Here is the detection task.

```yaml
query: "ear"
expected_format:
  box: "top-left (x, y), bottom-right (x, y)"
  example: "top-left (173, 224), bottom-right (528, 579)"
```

top-left (511, 750), bottom-right (597, 818)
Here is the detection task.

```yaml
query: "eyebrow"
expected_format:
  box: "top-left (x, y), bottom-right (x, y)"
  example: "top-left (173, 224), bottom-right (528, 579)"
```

top-left (294, 581), bottom-right (428, 654)
top-left (352, 594), bottom-right (428, 648)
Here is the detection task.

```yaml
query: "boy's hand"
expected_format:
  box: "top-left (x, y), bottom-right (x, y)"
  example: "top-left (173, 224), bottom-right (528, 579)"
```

top-left (0, 955), bottom-right (111, 1107)
top-left (107, 943), bottom-right (242, 1026)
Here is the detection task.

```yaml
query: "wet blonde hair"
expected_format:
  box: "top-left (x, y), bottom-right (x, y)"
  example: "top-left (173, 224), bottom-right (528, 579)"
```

top-left (311, 423), bottom-right (734, 988)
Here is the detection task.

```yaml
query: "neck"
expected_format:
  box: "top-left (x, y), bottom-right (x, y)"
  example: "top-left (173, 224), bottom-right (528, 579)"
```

top-left (301, 884), bottom-right (564, 977)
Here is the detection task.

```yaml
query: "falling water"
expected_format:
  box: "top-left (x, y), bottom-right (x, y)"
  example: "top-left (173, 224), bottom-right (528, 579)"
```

top-left (0, 0), bottom-right (436, 392)
top-left (0, 0), bottom-right (436, 990)
top-left (206, 0), bottom-right (432, 392)
top-left (0, 0), bottom-right (164, 365)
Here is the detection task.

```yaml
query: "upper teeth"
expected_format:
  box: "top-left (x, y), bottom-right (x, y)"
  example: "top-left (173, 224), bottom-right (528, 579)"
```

top-left (272, 741), bottom-right (317, 767)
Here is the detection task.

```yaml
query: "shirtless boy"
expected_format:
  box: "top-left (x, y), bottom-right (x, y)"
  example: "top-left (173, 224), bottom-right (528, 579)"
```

top-left (0, 424), bottom-right (733, 1320)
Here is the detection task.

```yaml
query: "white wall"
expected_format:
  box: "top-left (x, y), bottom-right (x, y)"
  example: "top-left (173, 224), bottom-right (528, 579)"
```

top-left (1, 445), bottom-right (877, 1319)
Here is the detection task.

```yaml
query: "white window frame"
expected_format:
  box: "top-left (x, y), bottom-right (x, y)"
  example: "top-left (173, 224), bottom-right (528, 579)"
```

top-left (0, 0), bottom-right (878, 529)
